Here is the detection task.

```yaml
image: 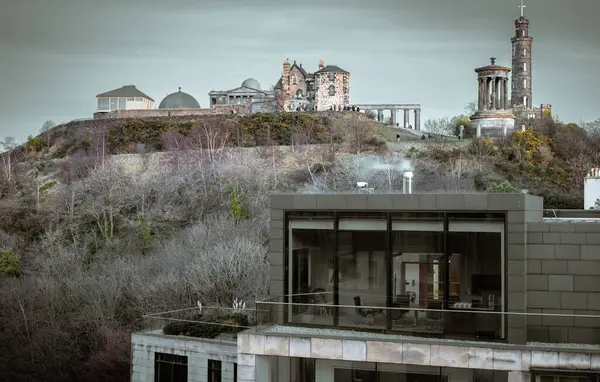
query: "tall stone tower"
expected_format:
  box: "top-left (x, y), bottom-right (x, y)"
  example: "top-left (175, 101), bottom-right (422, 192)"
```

top-left (511, 5), bottom-right (533, 109)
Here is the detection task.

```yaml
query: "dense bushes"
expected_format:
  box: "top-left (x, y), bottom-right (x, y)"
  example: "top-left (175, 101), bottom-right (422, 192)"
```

top-left (105, 113), bottom-right (338, 154)
top-left (162, 312), bottom-right (249, 339)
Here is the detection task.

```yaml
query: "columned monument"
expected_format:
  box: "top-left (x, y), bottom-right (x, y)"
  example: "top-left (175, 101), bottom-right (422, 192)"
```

top-left (470, 58), bottom-right (515, 137)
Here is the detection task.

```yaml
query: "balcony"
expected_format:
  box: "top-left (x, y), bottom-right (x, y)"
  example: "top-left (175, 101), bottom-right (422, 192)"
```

top-left (255, 295), bottom-right (600, 347)
top-left (256, 294), bottom-right (504, 342)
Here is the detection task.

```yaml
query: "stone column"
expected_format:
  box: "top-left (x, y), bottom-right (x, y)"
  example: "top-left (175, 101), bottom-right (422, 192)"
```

top-left (503, 77), bottom-right (509, 110)
top-left (391, 109), bottom-right (397, 126)
top-left (483, 77), bottom-right (489, 110)
top-left (477, 78), bottom-right (483, 110)
top-left (490, 76), bottom-right (497, 110)
top-left (497, 78), bottom-right (502, 110)
top-left (377, 110), bottom-right (383, 122)
top-left (414, 109), bottom-right (421, 131)
top-left (404, 109), bottom-right (410, 128)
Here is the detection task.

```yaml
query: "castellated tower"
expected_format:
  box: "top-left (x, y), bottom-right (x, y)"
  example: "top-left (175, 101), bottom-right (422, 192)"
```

top-left (511, 15), bottom-right (533, 109)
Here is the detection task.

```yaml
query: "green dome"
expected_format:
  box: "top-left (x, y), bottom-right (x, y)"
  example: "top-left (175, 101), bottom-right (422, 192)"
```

top-left (158, 87), bottom-right (200, 109)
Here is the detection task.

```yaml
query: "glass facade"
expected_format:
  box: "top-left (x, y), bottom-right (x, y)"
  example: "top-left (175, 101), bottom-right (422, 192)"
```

top-left (285, 212), bottom-right (506, 340)
top-left (97, 97), bottom-right (109, 110)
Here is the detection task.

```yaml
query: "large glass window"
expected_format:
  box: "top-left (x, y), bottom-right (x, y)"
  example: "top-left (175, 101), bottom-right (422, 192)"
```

top-left (97, 97), bottom-right (109, 110)
top-left (288, 219), bottom-right (334, 326)
top-left (109, 97), bottom-right (118, 111)
top-left (392, 213), bottom-right (444, 334)
top-left (118, 97), bottom-right (126, 110)
top-left (337, 214), bottom-right (386, 329)
top-left (445, 214), bottom-right (504, 340)
top-left (285, 212), bottom-right (505, 340)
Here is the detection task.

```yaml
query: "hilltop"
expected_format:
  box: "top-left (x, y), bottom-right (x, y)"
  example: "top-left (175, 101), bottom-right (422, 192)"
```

top-left (0, 111), bottom-right (598, 381)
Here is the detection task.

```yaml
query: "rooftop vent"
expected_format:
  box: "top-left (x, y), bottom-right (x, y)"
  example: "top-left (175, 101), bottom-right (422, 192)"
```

top-left (585, 167), bottom-right (600, 210)
top-left (402, 171), bottom-right (414, 194)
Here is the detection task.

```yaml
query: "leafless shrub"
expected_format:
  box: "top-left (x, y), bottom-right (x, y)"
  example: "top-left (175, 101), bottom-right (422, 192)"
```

top-left (342, 120), bottom-right (375, 154)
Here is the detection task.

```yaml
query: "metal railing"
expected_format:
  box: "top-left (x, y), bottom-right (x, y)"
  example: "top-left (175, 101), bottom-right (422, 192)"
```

top-left (255, 294), bottom-right (600, 344)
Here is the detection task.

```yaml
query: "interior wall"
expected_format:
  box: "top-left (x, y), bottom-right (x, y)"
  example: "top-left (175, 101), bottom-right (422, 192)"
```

top-left (315, 359), bottom-right (473, 382)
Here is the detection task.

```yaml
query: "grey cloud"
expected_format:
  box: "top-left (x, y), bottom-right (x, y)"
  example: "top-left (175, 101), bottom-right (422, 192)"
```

top-left (1, 0), bottom-right (599, 139)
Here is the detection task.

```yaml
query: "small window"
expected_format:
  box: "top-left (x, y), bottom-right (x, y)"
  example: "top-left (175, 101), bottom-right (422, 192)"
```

top-left (155, 352), bottom-right (188, 382)
top-left (208, 359), bottom-right (222, 382)
top-left (329, 72), bottom-right (335, 81)
top-left (523, 48), bottom-right (527, 56)
top-left (126, 97), bottom-right (134, 101)
top-left (296, 89), bottom-right (303, 99)
top-left (292, 76), bottom-right (297, 85)
top-left (523, 62), bottom-right (527, 72)
top-left (135, 97), bottom-right (142, 101)
top-left (328, 85), bottom-right (336, 96)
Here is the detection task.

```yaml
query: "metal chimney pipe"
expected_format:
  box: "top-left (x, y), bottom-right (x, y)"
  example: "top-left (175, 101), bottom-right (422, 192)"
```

top-left (403, 171), bottom-right (414, 194)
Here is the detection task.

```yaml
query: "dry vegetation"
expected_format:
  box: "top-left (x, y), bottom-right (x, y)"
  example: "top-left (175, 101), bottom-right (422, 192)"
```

top-left (0, 112), bottom-right (598, 381)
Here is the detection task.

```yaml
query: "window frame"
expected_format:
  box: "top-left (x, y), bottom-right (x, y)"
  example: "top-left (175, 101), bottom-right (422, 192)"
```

top-left (284, 211), bottom-right (507, 339)
top-left (154, 352), bottom-right (188, 382)
top-left (208, 359), bottom-right (222, 382)
top-left (328, 85), bottom-right (336, 96)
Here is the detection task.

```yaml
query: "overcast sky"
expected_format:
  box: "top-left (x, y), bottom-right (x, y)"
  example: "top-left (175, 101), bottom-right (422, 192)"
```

top-left (1, 0), bottom-right (599, 140)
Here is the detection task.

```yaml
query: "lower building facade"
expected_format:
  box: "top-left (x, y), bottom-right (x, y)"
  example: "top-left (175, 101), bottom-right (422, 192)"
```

top-left (133, 193), bottom-right (600, 382)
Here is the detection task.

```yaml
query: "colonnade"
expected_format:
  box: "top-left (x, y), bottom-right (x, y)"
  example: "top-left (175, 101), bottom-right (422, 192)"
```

top-left (478, 76), bottom-right (509, 111)
top-left (355, 104), bottom-right (421, 131)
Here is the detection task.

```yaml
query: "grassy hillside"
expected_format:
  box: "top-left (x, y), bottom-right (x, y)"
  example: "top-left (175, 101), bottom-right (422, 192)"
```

top-left (0, 112), bottom-right (598, 381)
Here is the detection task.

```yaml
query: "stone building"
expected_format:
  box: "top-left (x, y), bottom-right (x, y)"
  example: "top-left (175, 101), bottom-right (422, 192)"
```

top-left (470, 58), bottom-right (515, 137)
top-left (208, 78), bottom-right (273, 108)
top-left (95, 85), bottom-right (154, 117)
top-left (132, 192), bottom-right (600, 382)
top-left (93, 86), bottom-right (248, 119)
top-left (274, 59), bottom-right (350, 112)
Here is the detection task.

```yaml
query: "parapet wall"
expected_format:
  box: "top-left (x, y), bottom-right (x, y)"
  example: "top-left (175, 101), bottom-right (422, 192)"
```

top-left (94, 105), bottom-right (248, 120)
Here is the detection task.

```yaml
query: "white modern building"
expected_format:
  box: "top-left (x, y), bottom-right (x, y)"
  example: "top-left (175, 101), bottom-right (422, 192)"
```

top-left (96, 85), bottom-right (154, 113)
top-left (133, 193), bottom-right (600, 382)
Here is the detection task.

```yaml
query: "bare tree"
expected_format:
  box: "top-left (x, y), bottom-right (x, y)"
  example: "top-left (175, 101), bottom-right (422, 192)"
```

top-left (40, 120), bottom-right (56, 147)
top-left (344, 120), bottom-right (375, 154)
top-left (464, 101), bottom-right (478, 116)
top-left (0, 136), bottom-right (17, 183)
top-left (583, 118), bottom-right (600, 137)
top-left (424, 117), bottom-right (453, 136)
top-left (191, 120), bottom-right (231, 162)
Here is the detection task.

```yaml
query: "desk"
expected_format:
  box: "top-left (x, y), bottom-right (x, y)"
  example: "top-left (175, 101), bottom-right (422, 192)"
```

top-left (445, 305), bottom-right (499, 339)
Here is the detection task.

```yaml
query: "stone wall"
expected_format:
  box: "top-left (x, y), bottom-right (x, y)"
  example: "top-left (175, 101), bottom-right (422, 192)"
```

top-left (314, 72), bottom-right (350, 111)
top-left (131, 333), bottom-right (238, 382)
top-left (525, 222), bottom-right (600, 343)
top-left (94, 105), bottom-right (248, 120)
top-left (288, 65), bottom-right (309, 99)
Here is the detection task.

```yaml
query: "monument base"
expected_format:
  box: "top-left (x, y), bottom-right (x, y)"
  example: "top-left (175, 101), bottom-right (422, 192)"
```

top-left (470, 112), bottom-right (515, 138)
